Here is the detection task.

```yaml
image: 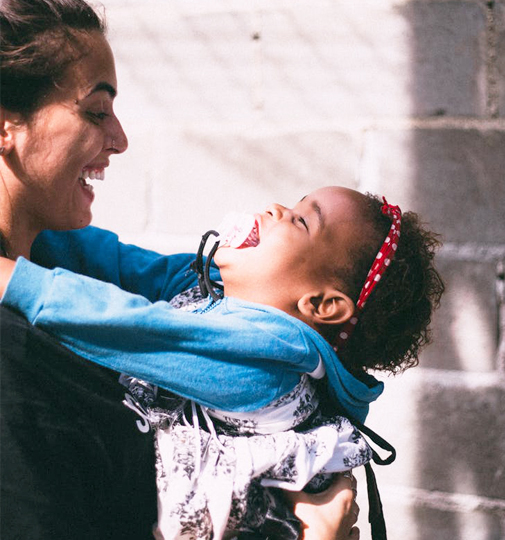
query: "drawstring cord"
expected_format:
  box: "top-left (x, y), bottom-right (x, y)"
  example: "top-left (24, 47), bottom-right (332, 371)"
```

top-left (187, 401), bottom-right (228, 480)
top-left (190, 401), bottom-right (202, 479)
top-left (200, 406), bottom-right (228, 454)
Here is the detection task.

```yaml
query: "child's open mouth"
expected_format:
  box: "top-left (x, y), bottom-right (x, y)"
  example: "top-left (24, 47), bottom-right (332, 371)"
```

top-left (217, 213), bottom-right (260, 249)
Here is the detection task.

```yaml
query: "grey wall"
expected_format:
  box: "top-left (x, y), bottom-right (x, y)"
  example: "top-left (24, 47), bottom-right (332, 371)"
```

top-left (92, 1), bottom-right (505, 538)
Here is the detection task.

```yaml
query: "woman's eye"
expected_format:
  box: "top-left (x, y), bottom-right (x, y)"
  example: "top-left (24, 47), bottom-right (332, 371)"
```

top-left (86, 111), bottom-right (110, 124)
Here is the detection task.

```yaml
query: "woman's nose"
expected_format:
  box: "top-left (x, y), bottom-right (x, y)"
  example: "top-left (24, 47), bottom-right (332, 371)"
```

top-left (109, 115), bottom-right (128, 154)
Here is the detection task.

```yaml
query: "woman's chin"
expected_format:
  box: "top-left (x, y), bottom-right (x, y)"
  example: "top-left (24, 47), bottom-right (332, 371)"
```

top-left (67, 208), bottom-right (93, 230)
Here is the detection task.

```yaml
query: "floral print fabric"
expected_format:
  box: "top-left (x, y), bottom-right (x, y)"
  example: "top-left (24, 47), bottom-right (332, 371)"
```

top-left (150, 378), bottom-right (371, 540)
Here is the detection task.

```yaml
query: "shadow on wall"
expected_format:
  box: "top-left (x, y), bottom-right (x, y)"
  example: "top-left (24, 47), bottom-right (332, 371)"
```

top-left (405, 3), bottom-right (505, 539)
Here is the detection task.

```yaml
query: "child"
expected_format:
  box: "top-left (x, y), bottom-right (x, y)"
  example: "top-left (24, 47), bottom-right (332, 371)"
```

top-left (0, 186), bottom-right (444, 539)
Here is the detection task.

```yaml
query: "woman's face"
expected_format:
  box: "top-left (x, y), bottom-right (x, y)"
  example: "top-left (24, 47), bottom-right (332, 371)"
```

top-left (9, 31), bottom-right (128, 231)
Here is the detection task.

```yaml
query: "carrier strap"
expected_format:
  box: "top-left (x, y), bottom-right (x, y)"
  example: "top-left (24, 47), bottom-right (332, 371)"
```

top-left (347, 415), bottom-right (397, 466)
top-left (365, 462), bottom-right (388, 540)
top-left (346, 415), bottom-right (396, 540)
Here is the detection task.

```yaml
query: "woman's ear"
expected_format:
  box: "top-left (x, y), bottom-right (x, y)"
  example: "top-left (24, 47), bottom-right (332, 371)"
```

top-left (298, 288), bottom-right (355, 326)
top-left (0, 107), bottom-right (22, 156)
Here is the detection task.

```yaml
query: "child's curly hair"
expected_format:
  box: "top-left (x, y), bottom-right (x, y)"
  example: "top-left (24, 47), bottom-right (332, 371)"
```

top-left (335, 193), bottom-right (445, 375)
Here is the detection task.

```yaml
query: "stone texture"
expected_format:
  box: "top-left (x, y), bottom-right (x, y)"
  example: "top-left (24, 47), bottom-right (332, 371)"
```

top-left (420, 258), bottom-right (499, 372)
top-left (102, 0), bottom-right (488, 127)
top-left (412, 380), bottom-right (505, 500)
top-left (353, 474), bottom-right (505, 540)
top-left (364, 370), bottom-right (505, 497)
top-left (359, 128), bottom-right (505, 244)
top-left (359, 369), bottom-right (505, 539)
top-left (392, 1), bottom-right (488, 117)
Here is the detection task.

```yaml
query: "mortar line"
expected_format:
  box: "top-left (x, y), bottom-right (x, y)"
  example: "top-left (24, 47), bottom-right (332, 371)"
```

top-left (379, 485), bottom-right (505, 515)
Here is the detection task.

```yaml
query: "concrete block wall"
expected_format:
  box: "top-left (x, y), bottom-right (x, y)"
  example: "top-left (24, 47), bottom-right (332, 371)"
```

top-left (92, 1), bottom-right (505, 538)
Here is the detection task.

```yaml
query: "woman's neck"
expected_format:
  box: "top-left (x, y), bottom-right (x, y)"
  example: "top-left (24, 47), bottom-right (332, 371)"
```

top-left (0, 224), bottom-right (35, 260)
top-left (0, 175), bottom-right (38, 260)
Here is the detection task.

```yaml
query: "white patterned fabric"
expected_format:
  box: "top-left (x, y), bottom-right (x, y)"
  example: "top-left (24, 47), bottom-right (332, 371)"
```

top-left (151, 375), bottom-right (371, 540)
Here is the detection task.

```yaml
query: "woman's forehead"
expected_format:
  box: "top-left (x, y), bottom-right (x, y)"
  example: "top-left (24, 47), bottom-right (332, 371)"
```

top-left (58, 32), bottom-right (117, 97)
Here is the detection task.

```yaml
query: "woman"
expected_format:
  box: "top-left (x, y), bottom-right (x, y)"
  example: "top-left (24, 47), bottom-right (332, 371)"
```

top-left (0, 1), bottom-right (359, 539)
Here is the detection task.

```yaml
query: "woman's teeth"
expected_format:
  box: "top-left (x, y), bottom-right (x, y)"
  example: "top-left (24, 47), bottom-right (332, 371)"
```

top-left (79, 168), bottom-right (105, 193)
top-left (79, 177), bottom-right (94, 193)
top-left (80, 168), bottom-right (105, 181)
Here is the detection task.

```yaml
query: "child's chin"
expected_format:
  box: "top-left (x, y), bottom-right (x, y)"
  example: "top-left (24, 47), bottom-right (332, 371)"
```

top-left (215, 245), bottom-right (253, 268)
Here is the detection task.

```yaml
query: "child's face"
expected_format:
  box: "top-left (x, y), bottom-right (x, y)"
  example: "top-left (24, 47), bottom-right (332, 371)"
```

top-left (215, 186), bottom-right (370, 315)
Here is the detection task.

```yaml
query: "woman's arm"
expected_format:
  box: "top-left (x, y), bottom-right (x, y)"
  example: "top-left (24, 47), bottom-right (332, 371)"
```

top-left (289, 473), bottom-right (360, 540)
top-left (0, 257), bottom-right (316, 412)
top-left (31, 227), bottom-right (219, 302)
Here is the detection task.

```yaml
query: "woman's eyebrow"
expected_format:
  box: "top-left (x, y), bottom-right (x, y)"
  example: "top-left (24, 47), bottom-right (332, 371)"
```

top-left (86, 81), bottom-right (117, 99)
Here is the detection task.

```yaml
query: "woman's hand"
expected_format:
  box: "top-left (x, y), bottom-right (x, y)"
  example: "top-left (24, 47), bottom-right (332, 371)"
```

top-left (286, 472), bottom-right (360, 540)
top-left (0, 257), bottom-right (16, 298)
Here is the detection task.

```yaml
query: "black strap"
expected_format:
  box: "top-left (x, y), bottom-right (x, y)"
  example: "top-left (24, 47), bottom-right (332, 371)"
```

top-left (190, 229), bottom-right (223, 301)
top-left (365, 462), bottom-right (388, 540)
top-left (351, 418), bottom-right (396, 466)
top-left (341, 414), bottom-right (395, 540)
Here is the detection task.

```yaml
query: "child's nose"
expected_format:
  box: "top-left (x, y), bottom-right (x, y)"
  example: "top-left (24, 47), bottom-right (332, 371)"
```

top-left (265, 203), bottom-right (288, 221)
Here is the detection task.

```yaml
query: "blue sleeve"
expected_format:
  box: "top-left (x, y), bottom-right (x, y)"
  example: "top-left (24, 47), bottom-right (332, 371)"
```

top-left (31, 227), bottom-right (220, 302)
top-left (2, 258), bottom-right (312, 412)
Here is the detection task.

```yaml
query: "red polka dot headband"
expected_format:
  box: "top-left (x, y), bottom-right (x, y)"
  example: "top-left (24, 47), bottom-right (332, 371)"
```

top-left (333, 197), bottom-right (402, 353)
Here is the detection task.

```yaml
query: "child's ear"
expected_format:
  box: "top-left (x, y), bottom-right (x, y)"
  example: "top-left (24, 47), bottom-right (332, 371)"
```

top-left (298, 288), bottom-right (355, 326)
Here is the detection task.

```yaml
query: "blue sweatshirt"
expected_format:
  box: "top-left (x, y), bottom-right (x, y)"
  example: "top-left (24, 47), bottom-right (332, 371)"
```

top-left (3, 227), bottom-right (384, 422)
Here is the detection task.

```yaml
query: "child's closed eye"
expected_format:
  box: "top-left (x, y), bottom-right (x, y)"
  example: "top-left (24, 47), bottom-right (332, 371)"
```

top-left (297, 216), bottom-right (309, 231)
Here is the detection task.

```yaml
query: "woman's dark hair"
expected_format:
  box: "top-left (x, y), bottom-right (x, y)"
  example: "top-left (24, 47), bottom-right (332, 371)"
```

top-left (334, 193), bottom-right (445, 375)
top-left (1, 0), bottom-right (106, 116)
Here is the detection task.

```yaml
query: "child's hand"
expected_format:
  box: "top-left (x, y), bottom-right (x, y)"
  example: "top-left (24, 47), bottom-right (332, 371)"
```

top-left (0, 257), bottom-right (16, 298)
top-left (286, 472), bottom-right (360, 540)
